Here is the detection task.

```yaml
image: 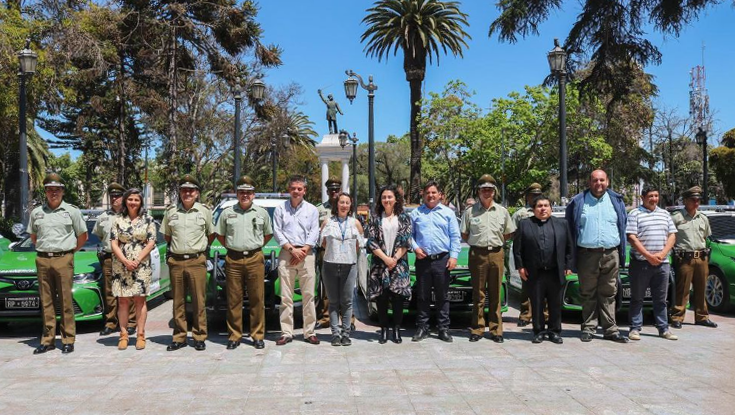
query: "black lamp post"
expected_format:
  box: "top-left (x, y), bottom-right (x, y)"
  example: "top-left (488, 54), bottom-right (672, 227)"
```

top-left (271, 132), bottom-right (288, 192)
top-left (339, 130), bottom-right (359, 213)
top-left (233, 78), bottom-right (265, 188)
top-left (17, 39), bottom-right (38, 227)
top-left (696, 128), bottom-right (708, 202)
top-left (344, 70), bottom-right (377, 208)
top-left (547, 38), bottom-right (567, 204)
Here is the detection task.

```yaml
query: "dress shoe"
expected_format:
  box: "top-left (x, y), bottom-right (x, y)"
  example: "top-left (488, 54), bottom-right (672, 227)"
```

top-left (603, 333), bottom-right (629, 343)
top-left (127, 327), bottom-right (136, 336)
top-left (275, 336), bottom-right (292, 346)
top-left (547, 332), bottom-right (563, 344)
top-left (438, 330), bottom-right (453, 343)
top-left (412, 327), bottom-right (429, 342)
top-left (469, 334), bottom-right (482, 342)
top-left (304, 335), bottom-right (320, 345)
top-left (33, 344), bottom-right (56, 355)
top-left (517, 320), bottom-right (530, 327)
top-left (695, 319), bottom-right (718, 328)
top-left (253, 339), bottom-right (265, 349)
top-left (331, 336), bottom-right (342, 346)
top-left (490, 334), bottom-right (504, 343)
top-left (226, 340), bottom-right (240, 350)
top-left (580, 332), bottom-right (594, 342)
top-left (392, 327), bottom-right (402, 344)
top-left (194, 341), bottom-right (206, 351)
top-left (532, 333), bottom-right (544, 344)
top-left (99, 326), bottom-right (116, 336)
top-left (167, 341), bottom-right (188, 351)
top-left (61, 344), bottom-right (74, 354)
top-left (378, 328), bottom-right (388, 344)
top-left (671, 321), bottom-right (683, 329)
top-left (340, 336), bottom-right (352, 346)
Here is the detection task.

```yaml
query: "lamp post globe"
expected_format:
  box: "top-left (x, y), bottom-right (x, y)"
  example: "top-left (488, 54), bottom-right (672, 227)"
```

top-left (250, 78), bottom-right (266, 100)
top-left (344, 70), bottom-right (377, 208)
top-left (17, 39), bottom-right (38, 228)
top-left (547, 38), bottom-right (568, 204)
top-left (343, 77), bottom-right (358, 104)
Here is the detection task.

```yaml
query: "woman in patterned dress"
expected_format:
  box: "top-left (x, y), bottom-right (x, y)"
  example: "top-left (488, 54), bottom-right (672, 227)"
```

top-left (367, 184), bottom-right (412, 344)
top-left (111, 188), bottom-right (157, 350)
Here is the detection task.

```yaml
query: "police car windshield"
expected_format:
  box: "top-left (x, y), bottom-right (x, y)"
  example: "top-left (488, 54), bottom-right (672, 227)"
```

top-left (12, 221), bottom-right (101, 252)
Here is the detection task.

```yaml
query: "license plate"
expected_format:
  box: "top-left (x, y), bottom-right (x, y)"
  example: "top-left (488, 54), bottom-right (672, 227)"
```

top-left (5, 297), bottom-right (40, 309)
top-left (431, 290), bottom-right (465, 302)
top-left (621, 286), bottom-right (652, 300)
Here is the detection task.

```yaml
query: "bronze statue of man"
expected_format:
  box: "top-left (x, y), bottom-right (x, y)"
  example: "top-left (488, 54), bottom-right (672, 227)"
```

top-left (318, 89), bottom-right (343, 134)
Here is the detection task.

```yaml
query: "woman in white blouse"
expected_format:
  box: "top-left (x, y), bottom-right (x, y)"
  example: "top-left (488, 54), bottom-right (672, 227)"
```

top-left (320, 192), bottom-right (364, 346)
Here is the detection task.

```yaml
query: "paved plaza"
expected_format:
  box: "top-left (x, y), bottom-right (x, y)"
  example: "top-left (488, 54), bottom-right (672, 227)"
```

top-left (1, 294), bottom-right (734, 415)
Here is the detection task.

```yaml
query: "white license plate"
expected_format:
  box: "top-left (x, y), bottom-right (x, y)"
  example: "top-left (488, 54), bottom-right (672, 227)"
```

top-left (432, 290), bottom-right (465, 302)
top-left (621, 286), bottom-right (652, 300)
top-left (5, 297), bottom-right (40, 309)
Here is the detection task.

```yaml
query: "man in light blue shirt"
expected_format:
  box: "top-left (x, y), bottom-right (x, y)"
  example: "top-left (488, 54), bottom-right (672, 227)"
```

top-left (410, 181), bottom-right (461, 342)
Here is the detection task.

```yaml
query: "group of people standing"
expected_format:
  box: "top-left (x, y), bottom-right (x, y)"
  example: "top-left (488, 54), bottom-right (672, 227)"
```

top-left (27, 166), bottom-right (717, 354)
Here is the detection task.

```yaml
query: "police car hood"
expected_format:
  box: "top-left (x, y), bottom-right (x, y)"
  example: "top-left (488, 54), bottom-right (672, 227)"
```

top-left (0, 250), bottom-right (99, 276)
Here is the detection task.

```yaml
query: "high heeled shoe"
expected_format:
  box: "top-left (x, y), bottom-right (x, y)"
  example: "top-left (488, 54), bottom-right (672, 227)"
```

top-left (392, 326), bottom-right (402, 344)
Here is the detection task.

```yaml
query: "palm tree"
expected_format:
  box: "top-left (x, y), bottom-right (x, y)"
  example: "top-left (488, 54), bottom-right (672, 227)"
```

top-left (361, 0), bottom-right (469, 202)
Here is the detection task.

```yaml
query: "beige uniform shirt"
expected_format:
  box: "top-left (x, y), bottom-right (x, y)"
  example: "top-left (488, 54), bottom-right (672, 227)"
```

top-left (511, 206), bottom-right (533, 229)
top-left (317, 202), bottom-right (332, 225)
top-left (217, 203), bottom-right (273, 252)
top-left (27, 201), bottom-right (87, 252)
top-left (161, 202), bottom-right (213, 254)
top-left (92, 210), bottom-right (119, 253)
top-left (672, 209), bottom-right (711, 251)
top-left (460, 202), bottom-right (516, 248)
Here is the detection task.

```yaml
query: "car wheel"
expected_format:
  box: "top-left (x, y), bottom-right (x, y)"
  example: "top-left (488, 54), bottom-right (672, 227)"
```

top-left (706, 268), bottom-right (730, 312)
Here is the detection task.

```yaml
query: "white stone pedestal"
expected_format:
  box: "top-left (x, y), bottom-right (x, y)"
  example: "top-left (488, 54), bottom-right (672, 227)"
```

top-left (315, 134), bottom-right (352, 203)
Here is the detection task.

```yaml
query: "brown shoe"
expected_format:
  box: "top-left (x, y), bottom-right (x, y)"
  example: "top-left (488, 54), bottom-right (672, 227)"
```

top-left (304, 335), bottom-right (320, 345)
top-left (275, 336), bottom-right (292, 346)
top-left (135, 334), bottom-right (146, 350)
top-left (118, 332), bottom-right (129, 350)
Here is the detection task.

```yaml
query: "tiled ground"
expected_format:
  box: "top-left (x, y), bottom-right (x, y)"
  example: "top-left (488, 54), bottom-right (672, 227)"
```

top-left (1, 294), bottom-right (734, 415)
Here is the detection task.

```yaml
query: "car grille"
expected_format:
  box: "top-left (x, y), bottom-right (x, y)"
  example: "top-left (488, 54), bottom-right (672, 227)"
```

top-left (54, 298), bottom-right (83, 315)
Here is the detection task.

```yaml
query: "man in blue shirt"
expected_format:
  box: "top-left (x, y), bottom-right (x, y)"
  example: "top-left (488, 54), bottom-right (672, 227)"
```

top-left (566, 169), bottom-right (629, 343)
top-left (410, 181), bottom-right (461, 342)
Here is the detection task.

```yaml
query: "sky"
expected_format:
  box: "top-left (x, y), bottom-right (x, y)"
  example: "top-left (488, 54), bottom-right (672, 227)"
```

top-left (254, 0), bottom-right (735, 149)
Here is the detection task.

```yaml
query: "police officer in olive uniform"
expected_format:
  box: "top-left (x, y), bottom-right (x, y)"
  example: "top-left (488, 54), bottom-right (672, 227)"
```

top-left (511, 183), bottom-right (544, 327)
top-left (460, 174), bottom-right (516, 343)
top-left (162, 174), bottom-right (215, 351)
top-left (28, 174), bottom-right (88, 354)
top-left (216, 176), bottom-right (273, 350)
top-left (670, 186), bottom-right (718, 329)
top-left (94, 183), bottom-right (136, 336)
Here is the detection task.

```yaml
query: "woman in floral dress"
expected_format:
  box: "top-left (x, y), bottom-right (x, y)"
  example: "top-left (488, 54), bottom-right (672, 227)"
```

top-left (367, 184), bottom-right (412, 344)
top-left (111, 188), bottom-right (157, 350)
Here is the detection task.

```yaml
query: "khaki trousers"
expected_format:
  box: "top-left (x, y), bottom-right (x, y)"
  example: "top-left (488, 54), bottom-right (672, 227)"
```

top-left (36, 254), bottom-right (76, 345)
top-left (469, 248), bottom-right (504, 336)
top-left (577, 249), bottom-right (619, 336)
top-left (225, 252), bottom-right (265, 341)
top-left (278, 250), bottom-right (316, 338)
top-left (169, 255), bottom-right (208, 342)
top-left (101, 256), bottom-right (136, 330)
top-left (671, 257), bottom-right (709, 323)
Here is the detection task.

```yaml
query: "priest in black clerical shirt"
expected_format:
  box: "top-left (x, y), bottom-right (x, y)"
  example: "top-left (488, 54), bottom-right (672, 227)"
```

top-left (513, 195), bottom-right (574, 344)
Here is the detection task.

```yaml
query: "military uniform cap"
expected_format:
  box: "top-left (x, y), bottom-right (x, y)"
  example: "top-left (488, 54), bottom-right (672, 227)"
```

top-left (325, 176), bottom-right (342, 189)
top-left (682, 186), bottom-right (703, 200)
top-left (236, 176), bottom-right (256, 191)
top-left (477, 174), bottom-right (497, 189)
top-left (525, 183), bottom-right (543, 194)
top-left (107, 182), bottom-right (125, 195)
top-left (43, 173), bottom-right (65, 188)
top-left (178, 174), bottom-right (200, 189)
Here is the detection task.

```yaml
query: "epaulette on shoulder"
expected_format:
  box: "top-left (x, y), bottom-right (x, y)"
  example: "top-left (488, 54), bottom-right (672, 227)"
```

top-left (165, 204), bottom-right (177, 211)
top-left (201, 203), bottom-right (212, 210)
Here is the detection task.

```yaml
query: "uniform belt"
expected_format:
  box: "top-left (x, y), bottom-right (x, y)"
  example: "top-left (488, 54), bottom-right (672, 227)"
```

top-left (470, 246), bottom-right (502, 253)
top-left (676, 249), bottom-right (710, 260)
top-left (168, 252), bottom-right (205, 260)
top-left (37, 250), bottom-right (74, 258)
top-left (580, 247), bottom-right (616, 253)
top-left (227, 249), bottom-right (260, 259)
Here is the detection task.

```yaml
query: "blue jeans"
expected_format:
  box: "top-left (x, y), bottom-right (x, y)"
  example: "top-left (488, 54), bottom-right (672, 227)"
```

top-left (628, 259), bottom-right (670, 333)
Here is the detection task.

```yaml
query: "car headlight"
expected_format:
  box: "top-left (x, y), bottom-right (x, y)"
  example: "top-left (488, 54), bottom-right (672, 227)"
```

top-left (73, 272), bottom-right (101, 283)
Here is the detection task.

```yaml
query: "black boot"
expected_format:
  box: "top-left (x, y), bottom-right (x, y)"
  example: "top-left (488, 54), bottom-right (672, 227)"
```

top-left (392, 327), bottom-right (402, 344)
top-left (379, 327), bottom-right (388, 344)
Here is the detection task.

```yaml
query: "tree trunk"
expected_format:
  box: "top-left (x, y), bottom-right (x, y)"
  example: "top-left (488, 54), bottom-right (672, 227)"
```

top-left (117, 52), bottom-right (126, 186)
top-left (408, 77), bottom-right (422, 204)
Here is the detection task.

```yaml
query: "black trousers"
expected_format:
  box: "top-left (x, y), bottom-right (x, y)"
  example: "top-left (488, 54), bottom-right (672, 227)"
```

top-left (415, 254), bottom-right (450, 330)
top-left (377, 291), bottom-right (404, 328)
top-left (528, 268), bottom-right (563, 335)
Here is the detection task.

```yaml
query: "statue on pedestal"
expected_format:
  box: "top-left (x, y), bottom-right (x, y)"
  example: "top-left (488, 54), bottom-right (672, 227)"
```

top-left (318, 89), bottom-right (343, 134)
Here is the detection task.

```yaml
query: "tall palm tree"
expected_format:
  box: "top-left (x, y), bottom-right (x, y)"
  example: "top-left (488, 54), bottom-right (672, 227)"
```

top-left (361, 0), bottom-right (469, 202)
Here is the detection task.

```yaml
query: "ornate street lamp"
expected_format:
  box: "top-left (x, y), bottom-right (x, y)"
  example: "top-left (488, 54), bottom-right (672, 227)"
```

top-left (696, 128), bottom-right (708, 202)
top-left (339, 130), bottom-right (359, 213)
top-left (547, 38), bottom-right (568, 204)
top-left (344, 70), bottom-right (377, 207)
top-left (233, 77), bottom-right (266, 188)
top-left (17, 39), bottom-right (38, 228)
